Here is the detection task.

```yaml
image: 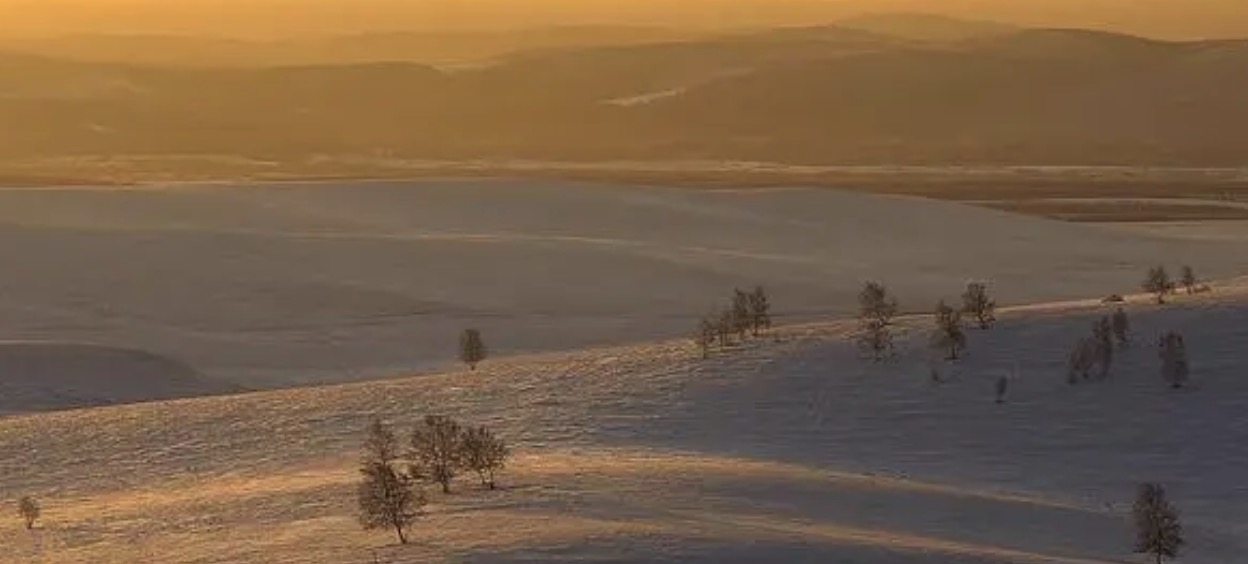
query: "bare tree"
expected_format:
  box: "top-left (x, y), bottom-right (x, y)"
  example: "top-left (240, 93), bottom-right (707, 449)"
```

top-left (858, 282), bottom-right (899, 327)
top-left (695, 315), bottom-right (716, 358)
top-left (410, 415), bottom-right (464, 494)
top-left (17, 496), bottom-right (39, 530)
top-left (1134, 483), bottom-right (1183, 564)
top-left (358, 461), bottom-right (423, 545)
top-left (460, 426), bottom-right (510, 490)
top-left (1067, 319), bottom-right (1115, 383)
top-left (1093, 316), bottom-right (1114, 379)
top-left (857, 282), bottom-right (898, 362)
top-left (358, 420), bottom-right (423, 544)
top-left (731, 289), bottom-right (752, 339)
top-left (364, 418), bottom-right (401, 465)
top-left (1158, 332), bottom-right (1189, 389)
top-left (1179, 265), bottom-right (1198, 295)
top-left (1143, 266), bottom-right (1174, 304)
top-left (715, 308), bottom-right (735, 348)
top-left (459, 329), bottom-right (487, 371)
top-left (747, 285), bottom-right (772, 337)
top-left (1067, 336), bottom-right (1099, 384)
top-left (961, 282), bottom-right (996, 329)
top-left (930, 300), bottom-right (967, 360)
top-left (858, 320), bottom-right (894, 362)
top-left (1112, 307), bottom-right (1131, 348)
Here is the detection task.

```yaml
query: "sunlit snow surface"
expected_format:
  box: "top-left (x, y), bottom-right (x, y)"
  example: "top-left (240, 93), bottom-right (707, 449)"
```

top-left (0, 178), bottom-right (1245, 561)
top-left (0, 179), bottom-right (1242, 390)
top-left (0, 295), bottom-right (1244, 562)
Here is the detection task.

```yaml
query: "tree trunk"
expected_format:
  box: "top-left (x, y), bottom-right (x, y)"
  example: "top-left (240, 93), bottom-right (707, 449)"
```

top-left (441, 478), bottom-right (450, 494)
top-left (396, 524), bottom-right (408, 544)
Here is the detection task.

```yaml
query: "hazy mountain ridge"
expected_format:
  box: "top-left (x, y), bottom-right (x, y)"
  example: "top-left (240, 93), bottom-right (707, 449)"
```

top-left (626, 31), bottom-right (1248, 164)
top-left (5, 0), bottom-right (1247, 39)
top-left (0, 26), bottom-right (697, 68)
top-left (3, 24), bottom-right (1248, 166)
top-left (837, 13), bottom-right (1018, 41)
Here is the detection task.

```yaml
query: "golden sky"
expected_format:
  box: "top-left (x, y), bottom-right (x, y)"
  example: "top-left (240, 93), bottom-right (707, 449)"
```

top-left (1, 0), bottom-right (1245, 39)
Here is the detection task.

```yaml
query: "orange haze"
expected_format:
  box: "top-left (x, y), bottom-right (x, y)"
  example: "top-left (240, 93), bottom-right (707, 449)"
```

top-left (0, 0), bottom-right (1245, 39)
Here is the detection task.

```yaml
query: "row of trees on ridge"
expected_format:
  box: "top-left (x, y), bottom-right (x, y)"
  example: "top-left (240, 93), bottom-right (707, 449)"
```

top-left (695, 286), bottom-right (772, 357)
top-left (857, 281), bottom-right (996, 362)
top-left (1143, 265), bottom-right (1205, 304)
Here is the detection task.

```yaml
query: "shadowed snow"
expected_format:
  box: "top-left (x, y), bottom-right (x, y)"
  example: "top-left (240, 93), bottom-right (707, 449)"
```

top-left (0, 291), bottom-right (1243, 562)
top-left (0, 342), bottom-right (239, 413)
top-left (0, 180), bottom-right (1243, 391)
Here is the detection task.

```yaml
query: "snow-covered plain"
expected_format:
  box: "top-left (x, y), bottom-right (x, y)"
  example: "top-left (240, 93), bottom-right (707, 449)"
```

top-left (0, 288), bottom-right (1244, 563)
top-left (0, 179), bottom-right (1245, 397)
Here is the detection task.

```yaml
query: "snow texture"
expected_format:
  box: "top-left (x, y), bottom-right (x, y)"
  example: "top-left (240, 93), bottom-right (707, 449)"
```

top-left (0, 180), bottom-right (1243, 392)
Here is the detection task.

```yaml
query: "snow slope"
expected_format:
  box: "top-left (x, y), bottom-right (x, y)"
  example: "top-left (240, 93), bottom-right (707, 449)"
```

top-left (0, 180), bottom-right (1245, 393)
top-left (0, 342), bottom-right (240, 414)
top-left (0, 289), bottom-right (1243, 563)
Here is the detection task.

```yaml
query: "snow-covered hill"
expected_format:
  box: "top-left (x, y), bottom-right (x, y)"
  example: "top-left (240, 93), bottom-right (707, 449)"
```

top-left (0, 342), bottom-right (239, 413)
top-left (0, 289), bottom-right (1243, 562)
top-left (0, 180), bottom-right (1245, 393)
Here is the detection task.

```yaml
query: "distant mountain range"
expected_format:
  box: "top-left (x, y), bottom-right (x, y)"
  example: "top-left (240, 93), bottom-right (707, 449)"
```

top-left (0, 26), bottom-right (697, 68)
top-left (3, 17), bottom-right (1247, 167)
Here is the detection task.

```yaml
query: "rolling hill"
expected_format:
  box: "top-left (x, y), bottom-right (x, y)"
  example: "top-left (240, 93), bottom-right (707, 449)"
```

top-left (0, 26), bottom-right (695, 68)
top-left (3, 26), bottom-right (1248, 166)
top-left (2, 12), bottom-right (1246, 563)
top-left (0, 287), bottom-right (1244, 562)
top-left (0, 180), bottom-right (1244, 395)
top-left (837, 13), bottom-right (1019, 41)
top-left (621, 29), bottom-right (1248, 165)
